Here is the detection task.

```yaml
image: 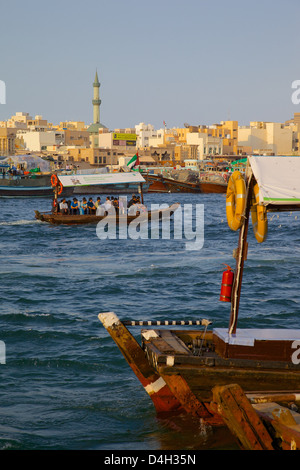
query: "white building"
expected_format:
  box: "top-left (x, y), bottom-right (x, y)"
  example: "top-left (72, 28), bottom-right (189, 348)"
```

top-left (135, 122), bottom-right (157, 148)
top-left (98, 130), bottom-right (137, 151)
top-left (16, 130), bottom-right (65, 151)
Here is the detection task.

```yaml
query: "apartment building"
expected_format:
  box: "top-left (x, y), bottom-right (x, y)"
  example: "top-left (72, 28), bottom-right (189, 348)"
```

top-left (238, 121), bottom-right (294, 155)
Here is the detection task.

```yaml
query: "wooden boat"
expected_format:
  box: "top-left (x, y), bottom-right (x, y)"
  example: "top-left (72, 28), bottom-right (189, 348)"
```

top-left (212, 383), bottom-right (300, 450)
top-left (0, 172), bottom-right (73, 198)
top-left (35, 172), bottom-right (179, 225)
top-left (98, 156), bottom-right (300, 443)
top-left (146, 173), bottom-right (227, 193)
top-left (34, 206), bottom-right (178, 226)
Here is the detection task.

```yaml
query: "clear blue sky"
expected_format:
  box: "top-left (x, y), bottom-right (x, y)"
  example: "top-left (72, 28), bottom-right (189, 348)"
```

top-left (1, 0), bottom-right (300, 130)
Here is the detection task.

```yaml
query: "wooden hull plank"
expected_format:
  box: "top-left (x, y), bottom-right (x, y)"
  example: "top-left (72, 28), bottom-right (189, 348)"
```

top-left (212, 384), bottom-right (275, 450)
top-left (98, 312), bottom-right (184, 414)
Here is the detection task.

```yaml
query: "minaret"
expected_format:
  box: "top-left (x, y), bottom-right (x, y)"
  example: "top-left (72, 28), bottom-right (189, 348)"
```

top-left (92, 70), bottom-right (101, 124)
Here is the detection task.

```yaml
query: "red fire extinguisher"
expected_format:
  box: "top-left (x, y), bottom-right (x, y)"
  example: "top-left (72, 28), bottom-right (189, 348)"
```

top-left (220, 264), bottom-right (234, 302)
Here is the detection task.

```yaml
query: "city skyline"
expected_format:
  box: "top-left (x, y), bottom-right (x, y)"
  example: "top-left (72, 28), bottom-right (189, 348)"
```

top-left (1, 0), bottom-right (300, 129)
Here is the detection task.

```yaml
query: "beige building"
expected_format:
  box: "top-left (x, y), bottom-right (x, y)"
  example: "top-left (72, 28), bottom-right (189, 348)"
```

top-left (0, 127), bottom-right (16, 155)
top-left (64, 129), bottom-right (90, 147)
top-left (1, 112), bottom-right (32, 129)
top-left (238, 121), bottom-right (294, 155)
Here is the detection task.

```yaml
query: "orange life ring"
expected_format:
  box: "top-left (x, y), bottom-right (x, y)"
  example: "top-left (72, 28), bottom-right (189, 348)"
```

top-left (51, 174), bottom-right (58, 187)
top-left (58, 181), bottom-right (63, 195)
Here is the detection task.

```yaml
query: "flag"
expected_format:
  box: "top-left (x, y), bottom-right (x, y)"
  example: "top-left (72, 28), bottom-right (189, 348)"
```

top-left (127, 152), bottom-right (140, 169)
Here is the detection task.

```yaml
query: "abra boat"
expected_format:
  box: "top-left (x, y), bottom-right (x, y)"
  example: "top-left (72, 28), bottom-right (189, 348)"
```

top-left (34, 208), bottom-right (178, 226)
top-left (35, 172), bottom-right (178, 225)
top-left (98, 156), bottom-right (300, 444)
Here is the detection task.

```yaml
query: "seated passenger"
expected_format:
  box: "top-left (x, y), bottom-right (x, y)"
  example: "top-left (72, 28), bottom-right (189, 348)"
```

top-left (95, 197), bottom-right (101, 208)
top-left (59, 198), bottom-right (69, 214)
top-left (103, 197), bottom-right (112, 214)
top-left (96, 204), bottom-right (105, 216)
top-left (81, 197), bottom-right (88, 214)
top-left (70, 198), bottom-right (79, 215)
top-left (87, 197), bottom-right (96, 214)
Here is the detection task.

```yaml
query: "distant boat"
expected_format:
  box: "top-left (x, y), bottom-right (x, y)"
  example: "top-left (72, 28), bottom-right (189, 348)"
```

top-left (0, 169), bottom-right (149, 198)
top-left (146, 173), bottom-right (227, 193)
top-left (0, 172), bottom-right (72, 198)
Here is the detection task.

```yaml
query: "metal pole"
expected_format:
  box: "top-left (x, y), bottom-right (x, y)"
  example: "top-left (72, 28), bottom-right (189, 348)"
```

top-left (228, 173), bottom-right (254, 335)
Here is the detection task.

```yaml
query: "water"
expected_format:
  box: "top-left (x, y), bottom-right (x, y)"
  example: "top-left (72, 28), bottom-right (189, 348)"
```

top-left (0, 193), bottom-right (299, 450)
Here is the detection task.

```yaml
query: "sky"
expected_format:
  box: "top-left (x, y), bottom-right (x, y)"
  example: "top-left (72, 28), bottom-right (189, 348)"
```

top-left (1, 0), bottom-right (300, 130)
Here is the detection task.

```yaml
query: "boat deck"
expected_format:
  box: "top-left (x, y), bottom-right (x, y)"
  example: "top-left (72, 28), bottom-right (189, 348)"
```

top-left (141, 327), bottom-right (300, 401)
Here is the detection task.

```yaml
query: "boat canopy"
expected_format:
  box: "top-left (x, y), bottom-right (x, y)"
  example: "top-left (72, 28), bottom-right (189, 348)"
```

top-left (249, 156), bottom-right (300, 206)
top-left (58, 171), bottom-right (146, 187)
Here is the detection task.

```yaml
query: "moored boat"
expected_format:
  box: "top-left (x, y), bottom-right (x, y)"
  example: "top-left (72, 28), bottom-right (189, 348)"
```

top-left (146, 173), bottom-right (227, 193)
top-left (98, 156), bottom-right (300, 446)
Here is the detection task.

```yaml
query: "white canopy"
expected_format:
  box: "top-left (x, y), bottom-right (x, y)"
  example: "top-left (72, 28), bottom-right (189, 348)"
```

top-left (249, 156), bottom-right (300, 206)
top-left (58, 171), bottom-right (146, 187)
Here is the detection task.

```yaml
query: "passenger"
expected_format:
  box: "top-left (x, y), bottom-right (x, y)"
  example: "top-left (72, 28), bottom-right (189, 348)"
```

top-left (87, 197), bottom-right (96, 214)
top-left (119, 197), bottom-right (125, 215)
top-left (70, 198), bottom-right (79, 215)
top-left (135, 196), bottom-right (146, 214)
top-left (95, 197), bottom-right (101, 208)
top-left (112, 197), bottom-right (119, 214)
top-left (60, 198), bottom-right (69, 214)
top-left (81, 197), bottom-right (88, 214)
top-left (96, 203), bottom-right (105, 216)
top-left (128, 194), bottom-right (136, 208)
top-left (103, 196), bottom-right (112, 214)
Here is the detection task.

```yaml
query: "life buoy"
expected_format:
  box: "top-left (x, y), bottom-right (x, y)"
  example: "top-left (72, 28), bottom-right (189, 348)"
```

top-left (57, 181), bottom-right (63, 195)
top-left (51, 174), bottom-right (58, 187)
top-left (251, 183), bottom-right (268, 243)
top-left (226, 171), bottom-right (246, 231)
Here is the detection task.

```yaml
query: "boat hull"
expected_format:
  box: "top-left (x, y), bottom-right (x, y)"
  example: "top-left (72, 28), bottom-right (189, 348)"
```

top-left (146, 174), bottom-right (227, 193)
top-left (0, 175), bottom-right (72, 198)
top-left (98, 313), bottom-right (300, 427)
top-left (35, 204), bottom-right (179, 225)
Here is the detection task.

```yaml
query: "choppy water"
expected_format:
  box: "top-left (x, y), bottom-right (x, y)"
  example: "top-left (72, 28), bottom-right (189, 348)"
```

top-left (0, 193), bottom-right (299, 450)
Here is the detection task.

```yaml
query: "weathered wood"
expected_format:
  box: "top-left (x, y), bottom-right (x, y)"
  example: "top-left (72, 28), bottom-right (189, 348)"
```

top-left (159, 373), bottom-right (224, 426)
top-left (253, 402), bottom-right (300, 450)
top-left (98, 312), bottom-right (184, 414)
top-left (155, 330), bottom-right (192, 355)
top-left (212, 384), bottom-right (275, 450)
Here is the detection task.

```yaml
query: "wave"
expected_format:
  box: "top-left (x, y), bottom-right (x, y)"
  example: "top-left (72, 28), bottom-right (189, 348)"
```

top-left (0, 219), bottom-right (42, 226)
